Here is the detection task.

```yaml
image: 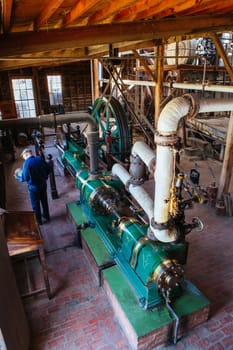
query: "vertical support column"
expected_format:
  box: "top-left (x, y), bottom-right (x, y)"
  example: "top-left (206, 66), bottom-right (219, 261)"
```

top-left (210, 33), bottom-right (233, 81)
top-left (47, 154), bottom-right (59, 199)
top-left (217, 111), bottom-right (233, 200)
top-left (38, 245), bottom-right (52, 299)
top-left (154, 42), bottom-right (164, 129)
top-left (92, 59), bottom-right (99, 103)
top-left (0, 161), bottom-right (6, 209)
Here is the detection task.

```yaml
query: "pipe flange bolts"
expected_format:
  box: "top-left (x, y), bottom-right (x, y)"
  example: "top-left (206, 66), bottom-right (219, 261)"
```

top-left (153, 259), bottom-right (184, 293)
top-left (183, 93), bottom-right (200, 119)
top-left (154, 131), bottom-right (179, 146)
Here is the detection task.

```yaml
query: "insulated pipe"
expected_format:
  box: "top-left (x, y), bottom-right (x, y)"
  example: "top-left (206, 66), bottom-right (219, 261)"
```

top-left (0, 112), bottom-right (97, 130)
top-left (131, 141), bottom-right (156, 171)
top-left (112, 163), bottom-right (154, 223)
top-left (153, 96), bottom-right (233, 242)
top-left (86, 131), bottom-right (99, 175)
top-left (0, 112), bottom-right (99, 174)
top-left (165, 82), bottom-right (233, 94)
top-left (115, 78), bottom-right (233, 94)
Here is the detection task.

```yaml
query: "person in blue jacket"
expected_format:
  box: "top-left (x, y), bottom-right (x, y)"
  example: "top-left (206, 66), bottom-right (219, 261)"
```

top-left (14, 148), bottom-right (50, 225)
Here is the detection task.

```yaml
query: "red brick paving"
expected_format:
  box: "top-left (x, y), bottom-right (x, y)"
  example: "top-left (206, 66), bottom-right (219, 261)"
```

top-left (5, 143), bottom-right (233, 350)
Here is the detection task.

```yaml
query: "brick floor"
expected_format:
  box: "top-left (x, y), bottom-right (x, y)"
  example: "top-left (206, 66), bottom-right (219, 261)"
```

top-left (4, 141), bottom-right (233, 350)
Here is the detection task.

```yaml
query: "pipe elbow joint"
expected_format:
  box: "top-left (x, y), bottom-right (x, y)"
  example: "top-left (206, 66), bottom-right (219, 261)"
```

top-left (149, 218), bottom-right (177, 243)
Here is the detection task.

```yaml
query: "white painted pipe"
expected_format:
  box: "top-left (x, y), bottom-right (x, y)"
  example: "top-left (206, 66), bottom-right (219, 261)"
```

top-left (153, 96), bottom-right (233, 242)
top-left (113, 96), bottom-right (233, 242)
top-left (112, 163), bottom-right (154, 222)
top-left (104, 78), bottom-right (233, 94)
top-left (112, 163), bottom-right (177, 242)
top-left (131, 141), bottom-right (156, 168)
top-left (166, 82), bottom-right (233, 94)
top-left (199, 98), bottom-right (233, 113)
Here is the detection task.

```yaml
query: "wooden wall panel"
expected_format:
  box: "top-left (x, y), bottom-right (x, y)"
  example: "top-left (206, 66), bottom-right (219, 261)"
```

top-left (0, 62), bottom-right (92, 118)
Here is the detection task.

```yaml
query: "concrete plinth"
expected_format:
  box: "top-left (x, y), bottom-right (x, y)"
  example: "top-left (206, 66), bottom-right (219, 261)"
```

top-left (67, 201), bottom-right (210, 350)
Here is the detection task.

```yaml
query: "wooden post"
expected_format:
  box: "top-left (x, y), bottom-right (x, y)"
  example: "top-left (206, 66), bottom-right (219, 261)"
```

top-left (0, 161), bottom-right (6, 209)
top-left (91, 59), bottom-right (99, 103)
top-left (47, 154), bottom-right (59, 199)
top-left (210, 33), bottom-right (233, 82)
top-left (217, 111), bottom-right (233, 200)
top-left (154, 42), bottom-right (164, 129)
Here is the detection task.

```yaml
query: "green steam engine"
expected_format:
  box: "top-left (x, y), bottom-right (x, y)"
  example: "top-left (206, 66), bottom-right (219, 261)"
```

top-left (59, 96), bottom-right (209, 345)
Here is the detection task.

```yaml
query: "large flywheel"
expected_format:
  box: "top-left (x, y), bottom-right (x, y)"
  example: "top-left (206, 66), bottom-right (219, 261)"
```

top-left (92, 96), bottom-right (131, 162)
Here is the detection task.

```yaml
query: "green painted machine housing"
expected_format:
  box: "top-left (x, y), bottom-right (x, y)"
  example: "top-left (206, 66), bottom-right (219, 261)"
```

top-left (62, 140), bottom-right (190, 309)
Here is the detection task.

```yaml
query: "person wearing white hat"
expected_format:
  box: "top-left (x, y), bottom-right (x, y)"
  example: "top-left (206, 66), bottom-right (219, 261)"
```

top-left (14, 148), bottom-right (50, 225)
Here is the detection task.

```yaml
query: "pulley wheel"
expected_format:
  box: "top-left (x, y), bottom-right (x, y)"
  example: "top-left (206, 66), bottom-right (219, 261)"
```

top-left (92, 96), bottom-right (131, 162)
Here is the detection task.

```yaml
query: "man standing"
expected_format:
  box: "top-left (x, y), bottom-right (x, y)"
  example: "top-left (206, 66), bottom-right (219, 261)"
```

top-left (14, 148), bottom-right (50, 225)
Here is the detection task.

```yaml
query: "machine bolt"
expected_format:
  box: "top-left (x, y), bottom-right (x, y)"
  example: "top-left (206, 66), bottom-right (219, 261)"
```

top-left (139, 297), bottom-right (146, 307)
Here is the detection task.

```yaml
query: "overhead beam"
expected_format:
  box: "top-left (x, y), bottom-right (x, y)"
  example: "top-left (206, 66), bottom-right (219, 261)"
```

top-left (0, 58), bottom-right (83, 71)
top-left (0, 40), bottom-right (158, 71)
top-left (209, 32), bottom-right (233, 82)
top-left (2, 0), bottom-right (13, 32)
top-left (132, 49), bottom-right (156, 82)
top-left (89, 0), bottom-right (136, 24)
top-left (63, 0), bottom-right (110, 27)
top-left (1, 14), bottom-right (233, 57)
top-left (35, 0), bottom-right (65, 30)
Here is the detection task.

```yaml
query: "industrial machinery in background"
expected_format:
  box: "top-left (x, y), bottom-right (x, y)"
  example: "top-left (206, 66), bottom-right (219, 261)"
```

top-left (57, 94), bottom-right (212, 344)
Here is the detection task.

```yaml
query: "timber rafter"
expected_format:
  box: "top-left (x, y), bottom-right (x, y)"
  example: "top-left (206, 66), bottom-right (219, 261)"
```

top-left (1, 14), bottom-right (233, 59)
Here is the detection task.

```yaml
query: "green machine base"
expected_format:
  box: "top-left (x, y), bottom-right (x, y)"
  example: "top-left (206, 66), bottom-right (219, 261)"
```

top-left (103, 265), bottom-right (209, 349)
top-left (66, 200), bottom-right (210, 349)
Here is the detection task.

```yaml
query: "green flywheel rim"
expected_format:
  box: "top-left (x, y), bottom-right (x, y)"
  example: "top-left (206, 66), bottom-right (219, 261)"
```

top-left (92, 96), bottom-right (131, 162)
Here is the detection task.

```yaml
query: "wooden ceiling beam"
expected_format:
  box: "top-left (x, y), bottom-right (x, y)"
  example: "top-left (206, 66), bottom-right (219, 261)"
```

top-left (88, 0), bottom-right (136, 24)
top-left (114, 0), bottom-right (159, 22)
top-left (135, 0), bottom-right (199, 21)
top-left (209, 33), bottom-right (233, 81)
top-left (176, 0), bottom-right (230, 16)
top-left (132, 49), bottom-right (156, 82)
top-left (35, 0), bottom-right (65, 30)
top-left (195, 2), bottom-right (233, 16)
top-left (2, 0), bottom-right (13, 32)
top-left (0, 58), bottom-right (82, 71)
top-left (1, 14), bottom-right (233, 58)
top-left (0, 40), bottom-right (158, 71)
top-left (18, 47), bottom-right (88, 59)
top-left (62, 0), bottom-right (110, 27)
top-left (114, 0), bottom-right (194, 22)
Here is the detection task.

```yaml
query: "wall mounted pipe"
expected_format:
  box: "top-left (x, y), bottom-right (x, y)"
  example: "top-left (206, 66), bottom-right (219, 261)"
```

top-left (153, 96), bottom-right (233, 242)
top-left (0, 112), bottom-right (99, 174)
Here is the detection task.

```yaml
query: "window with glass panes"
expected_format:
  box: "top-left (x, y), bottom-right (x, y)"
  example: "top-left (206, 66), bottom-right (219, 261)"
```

top-left (47, 75), bottom-right (63, 105)
top-left (11, 79), bottom-right (36, 118)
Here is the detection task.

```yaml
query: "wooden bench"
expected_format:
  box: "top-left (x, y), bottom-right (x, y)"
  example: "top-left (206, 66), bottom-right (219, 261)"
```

top-left (4, 211), bottom-right (51, 299)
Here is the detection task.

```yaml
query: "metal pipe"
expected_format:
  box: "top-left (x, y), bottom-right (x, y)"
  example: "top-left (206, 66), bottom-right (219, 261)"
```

top-left (0, 112), bottom-right (99, 174)
top-left (86, 131), bottom-right (99, 175)
top-left (131, 141), bottom-right (156, 171)
top-left (153, 96), bottom-right (233, 242)
top-left (112, 163), bottom-right (154, 223)
top-left (117, 78), bottom-right (233, 94)
top-left (164, 82), bottom-right (233, 94)
top-left (0, 112), bottom-right (97, 130)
